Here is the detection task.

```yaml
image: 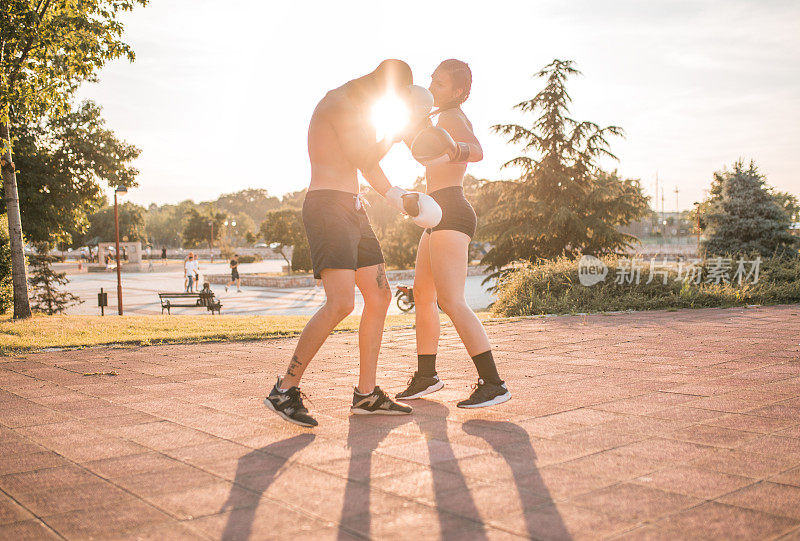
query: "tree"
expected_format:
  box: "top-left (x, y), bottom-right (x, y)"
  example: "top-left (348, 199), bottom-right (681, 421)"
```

top-left (27, 244), bottom-right (82, 315)
top-left (701, 160), bottom-right (797, 257)
top-left (215, 189), bottom-right (280, 228)
top-left (82, 202), bottom-right (147, 246)
top-left (181, 208), bottom-right (225, 249)
top-left (380, 218), bottom-right (421, 269)
top-left (260, 208), bottom-right (311, 274)
top-left (771, 190), bottom-right (800, 224)
top-left (483, 59), bottom-right (649, 274)
top-left (6, 100), bottom-right (140, 247)
top-left (1, 0), bottom-right (147, 318)
top-left (281, 189), bottom-right (308, 209)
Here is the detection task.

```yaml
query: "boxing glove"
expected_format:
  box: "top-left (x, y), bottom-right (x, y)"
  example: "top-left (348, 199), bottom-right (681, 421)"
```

top-left (402, 192), bottom-right (442, 228)
top-left (384, 186), bottom-right (410, 214)
top-left (395, 85), bottom-right (434, 143)
top-left (404, 85), bottom-right (434, 120)
top-left (411, 126), bottom-right (470, 166)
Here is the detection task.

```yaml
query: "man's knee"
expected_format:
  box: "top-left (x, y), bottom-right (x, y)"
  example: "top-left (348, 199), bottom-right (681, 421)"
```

top-left (364, 287), bottom-right (391, 310)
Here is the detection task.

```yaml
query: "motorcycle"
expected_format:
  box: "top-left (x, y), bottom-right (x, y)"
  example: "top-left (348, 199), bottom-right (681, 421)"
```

top-left (395, 284), bottom-right (414, 313)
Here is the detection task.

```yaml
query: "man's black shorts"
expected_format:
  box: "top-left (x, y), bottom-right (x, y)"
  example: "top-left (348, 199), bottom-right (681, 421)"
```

top-left (302, 189), bottom-right (384, 279)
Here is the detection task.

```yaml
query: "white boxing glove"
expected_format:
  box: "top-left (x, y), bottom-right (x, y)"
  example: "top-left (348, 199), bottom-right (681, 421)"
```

top-left (402, 192), bottom-right (442, 228)
top-left (384, 186), bottom-right (409, 213)
top-left (405, 85), bottom-right (434, 120)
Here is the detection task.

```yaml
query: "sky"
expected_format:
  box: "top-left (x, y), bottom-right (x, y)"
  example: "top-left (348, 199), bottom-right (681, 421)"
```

top-left (78, 0), bottom-right (800, 212)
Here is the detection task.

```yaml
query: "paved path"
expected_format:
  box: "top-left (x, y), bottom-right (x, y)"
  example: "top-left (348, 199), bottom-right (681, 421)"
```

top-left (1, 305), bottom-right (799, 539)
top-left (65, 261), bottom-right (495, 316)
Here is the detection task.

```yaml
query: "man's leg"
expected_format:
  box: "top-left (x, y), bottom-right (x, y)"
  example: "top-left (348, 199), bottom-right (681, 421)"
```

top-left (349, 263), bottom-right (412, 416)
top-left (280, 268), bottom-right (356, 389)
top-left (354, 263), bottom-right (392, 393)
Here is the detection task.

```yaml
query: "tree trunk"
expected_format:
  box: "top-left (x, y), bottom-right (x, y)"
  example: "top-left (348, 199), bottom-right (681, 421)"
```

top-left (0, 120), bottom-right (32, 319)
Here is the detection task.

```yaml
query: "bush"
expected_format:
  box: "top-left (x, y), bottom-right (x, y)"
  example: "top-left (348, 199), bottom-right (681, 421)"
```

top-left (0, 215), bottom-right (12, 314)
top-left (237, 254), bottom-right (262, 264)
top-left (492, 254), bottom-right (800, 316)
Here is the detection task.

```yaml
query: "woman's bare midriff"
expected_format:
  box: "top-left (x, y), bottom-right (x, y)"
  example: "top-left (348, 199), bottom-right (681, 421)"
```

top-left (425, 162), bottom-right (468, 193)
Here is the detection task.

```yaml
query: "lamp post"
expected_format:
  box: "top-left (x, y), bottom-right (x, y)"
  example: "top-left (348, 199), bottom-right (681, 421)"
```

top-left (114, 185), bottom-right (128, 315)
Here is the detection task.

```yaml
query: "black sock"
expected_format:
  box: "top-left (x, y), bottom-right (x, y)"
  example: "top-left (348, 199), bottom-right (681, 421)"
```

top-left (471, 350), bottom-right (502, 385)
top-left (417, 354), bottom-right (437, 377)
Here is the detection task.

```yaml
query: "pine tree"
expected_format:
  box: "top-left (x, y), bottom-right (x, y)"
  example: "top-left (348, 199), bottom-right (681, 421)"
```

top-left (27, 245), bottom-right (82, 315)
top-left (481, 59), bottom-right (649, 273)
top-left (702, 160), bottom-right (798, 257)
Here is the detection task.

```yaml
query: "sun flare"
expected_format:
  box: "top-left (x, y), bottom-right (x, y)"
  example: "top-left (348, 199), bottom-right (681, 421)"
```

top-left (371, 93), bottom-right (409, 142)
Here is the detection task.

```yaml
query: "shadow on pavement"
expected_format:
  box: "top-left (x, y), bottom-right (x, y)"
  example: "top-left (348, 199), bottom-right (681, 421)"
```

top-left (463, 419), bottom-right (570, 540)
top-left (220, 433), bottom-right (316, 541)
top-left (338, 400), bottom-right (489, 539)
top-left (337, 412), bottom-right (416, 539)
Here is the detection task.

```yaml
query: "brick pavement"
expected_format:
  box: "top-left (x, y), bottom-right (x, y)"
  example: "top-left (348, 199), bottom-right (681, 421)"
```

top-left (1, 305), bottom-right (799, 540)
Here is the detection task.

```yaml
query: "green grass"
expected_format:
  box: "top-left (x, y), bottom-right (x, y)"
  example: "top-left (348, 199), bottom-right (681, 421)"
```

top-left (0, 312), bottom-right (495, 354)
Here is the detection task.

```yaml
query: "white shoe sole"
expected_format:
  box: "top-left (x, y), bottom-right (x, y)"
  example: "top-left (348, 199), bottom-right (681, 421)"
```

top-left (263, 397), bottom-right (317, 427)
top-left (396, 379), bottom-right (445, 400)
top-left (350, 406), bottom-right (413, 415)
top-left (457, 391), bottom-right (512, 409)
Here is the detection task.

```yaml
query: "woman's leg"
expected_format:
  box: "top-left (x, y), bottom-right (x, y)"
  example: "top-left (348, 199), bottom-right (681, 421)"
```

top-left (428, 230), bottom-right (490, 356)
top-left (395, 232), bottom-right (446, 399)
top-left (429, 230), bottom-right (509, 406)
top-left (414, 232), bottom-right (440, 357)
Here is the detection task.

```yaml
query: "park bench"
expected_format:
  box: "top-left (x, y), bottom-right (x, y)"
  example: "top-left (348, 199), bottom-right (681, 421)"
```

top-left (158, 292), bottom-right (222, 315)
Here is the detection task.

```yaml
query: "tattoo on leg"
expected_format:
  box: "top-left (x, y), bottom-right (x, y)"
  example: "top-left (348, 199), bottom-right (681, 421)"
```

top-left (376, 265), bottom-right (390, 291)
top-left (287, 354), bottom-right (302, 377)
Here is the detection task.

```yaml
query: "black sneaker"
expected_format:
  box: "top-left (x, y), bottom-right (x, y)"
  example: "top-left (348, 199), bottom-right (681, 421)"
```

top-left (395, 372), bottom-right (444, 399)
top-left (264, 378), bottom-right (318, 427)
top-left (351, 386), bottom-right (413, 415)
top-left (456, 379), bottom-right (511, 408)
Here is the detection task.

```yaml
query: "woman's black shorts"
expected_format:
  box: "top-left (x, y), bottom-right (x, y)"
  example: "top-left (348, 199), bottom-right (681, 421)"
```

top-left (302, 189), bottom-right (385, 279)
top-left (424, 186), bottom-right (477, 239)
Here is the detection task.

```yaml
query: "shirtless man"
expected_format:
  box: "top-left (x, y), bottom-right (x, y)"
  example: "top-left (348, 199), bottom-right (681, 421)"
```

top-left (264, 60), bottom-right (419, 427)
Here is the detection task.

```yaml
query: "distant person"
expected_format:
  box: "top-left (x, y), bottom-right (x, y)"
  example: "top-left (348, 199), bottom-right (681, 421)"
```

top-left (225, 254), bottom-right (241, 292)
top-left (146, 245), bottom-right (154, 271)
top-left (161, 247), bottom-right (167, 265)
top-left (122, 246), bottom-right (128, 261)
top-left (184, 252), bottom-right (195, 292)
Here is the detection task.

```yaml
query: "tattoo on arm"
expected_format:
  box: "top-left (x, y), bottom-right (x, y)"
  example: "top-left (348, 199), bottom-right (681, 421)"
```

top-left (375, 265), bottom-right (390, 291)
top-left (287, 354), bottom-right (302, 377)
